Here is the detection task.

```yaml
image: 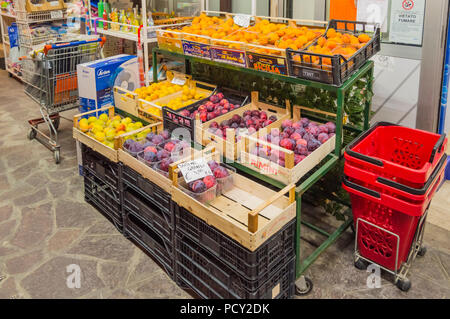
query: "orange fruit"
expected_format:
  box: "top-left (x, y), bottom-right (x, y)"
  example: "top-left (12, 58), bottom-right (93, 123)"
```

top-left (358, 34), bottom-right (370, 43)
top-left (326, 28), bottom-right (336, 38)
top-left (317, 37), bottom-right (326, 47)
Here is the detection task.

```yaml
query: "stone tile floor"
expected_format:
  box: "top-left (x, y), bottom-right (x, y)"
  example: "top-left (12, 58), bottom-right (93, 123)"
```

top-left (0, 70), bottom-right (449, 299)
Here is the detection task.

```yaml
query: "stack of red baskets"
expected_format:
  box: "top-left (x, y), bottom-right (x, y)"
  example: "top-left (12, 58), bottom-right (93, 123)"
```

top-left (343, 122), bottom-right (447, 274)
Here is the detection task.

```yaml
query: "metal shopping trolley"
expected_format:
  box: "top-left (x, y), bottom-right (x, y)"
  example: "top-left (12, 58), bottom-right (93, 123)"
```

top-left (22, 37), bottom-right (105, 163)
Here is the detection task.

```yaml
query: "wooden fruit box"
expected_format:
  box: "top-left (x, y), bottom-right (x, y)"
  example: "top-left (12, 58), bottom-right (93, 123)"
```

top-left (169, 149), bottom-right (296, 251)
top-left (137, 79), bottom-right (216, 122)
top-left (239, 105), bottom-right (337, 185)
top-left (73, 105), bottom-right (158, 163)
top-left (118, 127), bottom-right (209, 194)
top-left (113, 71), bottom-right (193, 121)
top-left (194, 91), bottom-right (291, 161)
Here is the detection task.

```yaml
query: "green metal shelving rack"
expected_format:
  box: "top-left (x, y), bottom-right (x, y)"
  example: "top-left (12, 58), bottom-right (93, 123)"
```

top-left (152, 47), bottom-right (374, 296)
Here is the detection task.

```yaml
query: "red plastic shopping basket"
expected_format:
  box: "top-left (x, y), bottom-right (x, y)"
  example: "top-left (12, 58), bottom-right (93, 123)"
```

top-left (342, 177), bottom-right (434, 271)
top-left (345, 122), bottom-right (447, 188)
top-left (344, 154), bottom-right (447, 204)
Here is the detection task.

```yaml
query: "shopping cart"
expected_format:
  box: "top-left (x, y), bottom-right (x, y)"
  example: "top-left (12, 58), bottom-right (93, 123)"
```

top-left (343, 122), bottom-right (447, 291)
top-left (22, 37), bottom-right (105, 163)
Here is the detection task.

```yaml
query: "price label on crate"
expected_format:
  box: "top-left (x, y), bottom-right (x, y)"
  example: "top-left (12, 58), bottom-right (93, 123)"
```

top-left (50, 10), bottom-right (64, 19)
top-left (171, 75), bottom-right (186, 86)
top-left (178, 158), bottom-right (213, 184)
top-left (234, 14), bottom-right (251, 28)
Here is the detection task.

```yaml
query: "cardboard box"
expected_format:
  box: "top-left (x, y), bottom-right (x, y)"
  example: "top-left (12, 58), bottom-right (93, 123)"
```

top-left (77, 54), bottom-right (139, 113)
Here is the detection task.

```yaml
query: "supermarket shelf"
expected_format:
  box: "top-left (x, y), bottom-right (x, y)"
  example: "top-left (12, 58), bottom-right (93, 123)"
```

top-left (94, 28), bottom-right (158, 44)
top-left (16, 10), bottom-right (68, 24)
top-left (0, 11), bottom-right (16, 19)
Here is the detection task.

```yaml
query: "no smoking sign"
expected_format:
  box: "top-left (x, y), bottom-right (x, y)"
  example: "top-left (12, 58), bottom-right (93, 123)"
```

top-left (402, 0), bottom-right (414, 10)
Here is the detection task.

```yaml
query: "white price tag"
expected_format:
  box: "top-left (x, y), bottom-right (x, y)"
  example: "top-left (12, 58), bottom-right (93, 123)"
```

top-left (171, 76), bottom-right (186, 86)
top-left (234, 14), bottom-right (251, 28)
top-left (50, 10), bottom-right (63, 19)
top-left (178, 158), bottom-right (213, 184)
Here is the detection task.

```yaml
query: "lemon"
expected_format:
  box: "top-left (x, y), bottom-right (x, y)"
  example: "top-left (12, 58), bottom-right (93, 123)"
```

top-left (135, 122), bottom-right (143, 129)
top-left (105, 141), bottom-right (115, 149)
top-left (113, 115), bottom-right (121, 121)
top-left (92, 124), bottom-right (104, 134)
top-left (116, 130), bottom-right (126, 136)
top-left (99, 113), bottom-right (109, 122)
top-left (94, 131), bottom-right (105, 142)
top-left (105, 128), bottom-right (116, 141)
top-left (88, 116), bottom-right (97, 124)
top-left (78, 118), bottom-right (89, 132)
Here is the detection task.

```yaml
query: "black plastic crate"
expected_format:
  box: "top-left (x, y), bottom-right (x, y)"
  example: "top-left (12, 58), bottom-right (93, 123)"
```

top-left (286, 20), bottom-right (380, 86)
top-left (121, 165), bottom-right (171, 214)
top-left (82, 144), bottom-right (120, 190)
top-left (124, 209), bottom-right (174, 278)
top-left (84, 171), bottom-right (123, 231)
top-left (176, 248), bottom-right (295, 299)
top-left (176, 233), bottom-right (293, 295)
top-left (123, 187), bottom-right (174, 242)
top-left (162, 87), bottom-right (250, 139)
top-left (174, 205), bottom-right (295, 281)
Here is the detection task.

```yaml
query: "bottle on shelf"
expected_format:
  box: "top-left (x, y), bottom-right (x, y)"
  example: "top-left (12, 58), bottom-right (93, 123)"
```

top-left (132, 7), bottom-right (140, 34)
top-left (110, 8), bottom-right (119, 31)
top-left (98, 0), bottom-right (104, 29)
top-left (103, 1), bottom-right (109, 30)
top-left (119, 9), bottom-right (126, 32)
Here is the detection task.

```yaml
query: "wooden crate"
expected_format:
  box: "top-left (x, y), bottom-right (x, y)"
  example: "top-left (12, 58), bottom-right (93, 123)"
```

top-left (136, 78), bottom-right (215, 123)
top-left (194, 91), bottom-right (291, 161)
top-left (239, 105), bottom-right (336, 185)
top-left (73, 105), bottom-right (158, 163)
top-left (118, 124), bottom-right (209, 193)
top-left (170, 150), bottom-right (296, 251)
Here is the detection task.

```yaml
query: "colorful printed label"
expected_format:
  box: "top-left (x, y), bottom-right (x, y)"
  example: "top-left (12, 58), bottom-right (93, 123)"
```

top-left (182, 40), bottom-right (212, 59)
top-left (211, 47), bottom-right (247, 67)
top-left (246, 52), bottom-right (288, 75)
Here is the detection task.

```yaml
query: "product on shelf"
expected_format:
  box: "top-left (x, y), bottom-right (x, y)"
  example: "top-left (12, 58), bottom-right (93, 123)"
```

top-left (76, 113), bottom-right (148, 149)
top-left (239, 106), bottom-right (337, 184)
top-left (255, 117), bottom-right (335, 166)
top-left (162, 13), bottom-right (325, 56)
top-left (296, 27), bottom-right (371, 65)
top-left (207, 108), bottom-right (278, 142)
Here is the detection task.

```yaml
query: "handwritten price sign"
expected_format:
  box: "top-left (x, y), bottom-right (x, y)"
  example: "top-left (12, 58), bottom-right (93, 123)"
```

top-left (178, 158), bottom-right (213, 184)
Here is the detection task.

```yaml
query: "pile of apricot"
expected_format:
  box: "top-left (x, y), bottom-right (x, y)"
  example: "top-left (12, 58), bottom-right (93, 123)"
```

top-left (293, 28), bottom-right (371, 66)
top-left (162, 13), bottom-right (325, 55)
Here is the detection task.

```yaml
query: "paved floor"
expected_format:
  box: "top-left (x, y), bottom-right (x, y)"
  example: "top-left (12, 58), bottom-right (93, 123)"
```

top-left (0, 70), bottom-right (449, 299)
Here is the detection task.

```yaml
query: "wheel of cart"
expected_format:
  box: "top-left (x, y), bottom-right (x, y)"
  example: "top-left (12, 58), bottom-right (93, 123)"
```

top-left (351, 204), bottom-right (430, 292)
top-left (21, 37), bottom-right (106, 164)
top-left (295, 275), bottom-right (313, 296)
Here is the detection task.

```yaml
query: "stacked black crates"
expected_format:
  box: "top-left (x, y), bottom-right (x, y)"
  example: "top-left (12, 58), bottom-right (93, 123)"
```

top-left (121, 165), bottom-right (175, 278)
top-left (174, 205), bottom-right (296, 299)
top-left (81, 145), bottom-right (123, 231)
top-left (80, 145), bottom-right (296, 298)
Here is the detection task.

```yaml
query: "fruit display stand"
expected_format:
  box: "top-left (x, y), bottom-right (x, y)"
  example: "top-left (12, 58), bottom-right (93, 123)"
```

top-left (151, 43), bottom-right (374, 294)
top-left (72, 105), bottom-right (158, 163)
top-left (194, 91), bottom-right (290, 161)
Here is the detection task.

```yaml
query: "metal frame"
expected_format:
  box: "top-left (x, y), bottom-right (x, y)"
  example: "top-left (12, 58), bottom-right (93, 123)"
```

top-left (151, 46), bottom-right (374, 295)
top-left (354, 210), bottom-right (428, 289)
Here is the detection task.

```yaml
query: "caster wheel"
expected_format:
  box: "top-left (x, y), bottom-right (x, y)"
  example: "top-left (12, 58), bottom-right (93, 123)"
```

top-left (27, 128), bottom-right (37, 140)
top-left (54, 150), bottom-right (61, 164)
top-left (396, 278), bottom-right (411, 292)
top-left (354, 258), bottom-right (368, 270)
top-left (295, 276), bottom-right (313, 296)
top-left (418, 246), bottom-right (427, 257)
top-left (52, 118), bottom-right (60, 130)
